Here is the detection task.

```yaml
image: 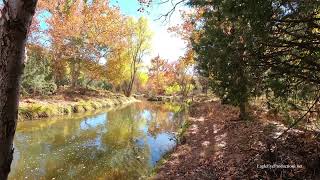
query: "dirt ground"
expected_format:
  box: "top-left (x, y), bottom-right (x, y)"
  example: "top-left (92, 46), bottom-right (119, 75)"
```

top-left (154, 101), bottom-right (320, 180)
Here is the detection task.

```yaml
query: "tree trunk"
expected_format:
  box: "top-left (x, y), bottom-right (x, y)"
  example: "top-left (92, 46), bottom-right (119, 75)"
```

top-left (239, 101), bottom-right (248, 120)
top-left (238, 60), bottom-right (249, 120)
top-left (124, 80), bottom-right (133, 97)
top-left (124, 70), bottom-right (136, 97)
top-left (70, 58), bottom-right (81, 88)
top-left (0, 1), bottom-right (38, 179)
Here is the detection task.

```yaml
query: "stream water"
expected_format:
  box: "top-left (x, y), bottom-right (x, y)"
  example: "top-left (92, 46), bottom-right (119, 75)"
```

top-left (9, 102), bottom-right (186, 180)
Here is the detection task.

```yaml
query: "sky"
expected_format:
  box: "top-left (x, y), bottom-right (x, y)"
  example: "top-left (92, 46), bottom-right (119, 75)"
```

top-left (109, 0), bottom-right (188, 64)
top-left (31, 0), bottom-right (188, 65)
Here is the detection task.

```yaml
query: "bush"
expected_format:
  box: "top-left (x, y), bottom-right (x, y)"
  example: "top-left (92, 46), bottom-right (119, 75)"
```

top-left (22, 45), bottom-right (57, 95)
top-left (95, 81), bottom-right (113, 90)
top-left (165, 83), bottom-right (181, 95)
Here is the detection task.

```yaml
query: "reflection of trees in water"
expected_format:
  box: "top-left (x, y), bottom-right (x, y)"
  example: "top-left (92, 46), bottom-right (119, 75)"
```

top-left (10, 102), bottom-right (185, 179)
top-left (11, 115), bottom-right (97, 179)
top-left (94, 106), bottom-right (151, 179)
top-left (141, 102), bottom-right (186, 137)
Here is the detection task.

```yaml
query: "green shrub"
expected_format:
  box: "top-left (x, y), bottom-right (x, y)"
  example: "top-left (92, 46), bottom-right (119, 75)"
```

top-left (22, 45), bottom-right (57, 95)
top-left (165, 83), bottom-right (181, 95)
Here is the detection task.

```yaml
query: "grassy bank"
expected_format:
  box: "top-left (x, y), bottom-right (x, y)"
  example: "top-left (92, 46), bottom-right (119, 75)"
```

top-left (18, 88), bottom-right (138, 121)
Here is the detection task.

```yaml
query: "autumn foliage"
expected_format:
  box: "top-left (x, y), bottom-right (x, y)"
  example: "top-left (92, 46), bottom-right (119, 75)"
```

top-left (24, 0), bottom-right (155, 96)
top-left (23, 0), bottom-right (197, 98)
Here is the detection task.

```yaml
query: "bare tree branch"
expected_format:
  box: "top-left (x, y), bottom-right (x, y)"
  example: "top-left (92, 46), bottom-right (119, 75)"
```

top-left (154, 0), bottom-right (187, 23)
top-left (276, 91), bottom-right (320, 140)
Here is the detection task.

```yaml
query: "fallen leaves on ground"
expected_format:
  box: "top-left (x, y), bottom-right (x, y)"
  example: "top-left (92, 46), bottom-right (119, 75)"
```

top-left (154, 101), bottom-right (320, 180)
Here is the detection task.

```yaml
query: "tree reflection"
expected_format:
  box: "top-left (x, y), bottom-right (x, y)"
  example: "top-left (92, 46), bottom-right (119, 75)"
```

top-left (10, 102), bottom-right (185, 179)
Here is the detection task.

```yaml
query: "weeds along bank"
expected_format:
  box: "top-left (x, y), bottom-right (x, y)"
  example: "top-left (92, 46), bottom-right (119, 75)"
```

top-left (18, 90), bottom-right (138, 121)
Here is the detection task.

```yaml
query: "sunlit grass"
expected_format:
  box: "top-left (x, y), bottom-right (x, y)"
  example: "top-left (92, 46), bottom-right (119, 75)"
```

top-left (18, 96), bottom-right (138, 121)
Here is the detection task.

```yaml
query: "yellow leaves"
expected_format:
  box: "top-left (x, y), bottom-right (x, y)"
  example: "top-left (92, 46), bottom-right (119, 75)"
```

top-left (37, 0), bottom-right (154, 89)
top-left (182, 49), bottom-right (195, 66)
top-left (126, 17), bottom-right (153, 55)
top-left (36, 0), bottom-right (137, 86)
top-left (82, 60), bottom-right (106, 81)
top-left (106, 49), bottom-right (131, 86)
top-left (312, 13), bottom-right (320, 34)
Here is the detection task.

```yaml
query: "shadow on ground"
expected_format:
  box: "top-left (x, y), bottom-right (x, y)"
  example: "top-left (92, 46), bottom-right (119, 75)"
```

top-left (154, 101), bottom-right (320, 180)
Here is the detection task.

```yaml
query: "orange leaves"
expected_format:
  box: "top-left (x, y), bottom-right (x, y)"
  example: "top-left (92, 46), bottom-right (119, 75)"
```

top-left (42, 0), bottom-right (128, 62)
top-left (168, 10), bottom-right (195, 44)
top-left (35, 0), bottom-right (132, 85)
top-left (146, 52), bottom-right (195, 96)
top-left (147, 56), bottom-right (176, 95)
top-left (168, 9), bottom-right (197, 72)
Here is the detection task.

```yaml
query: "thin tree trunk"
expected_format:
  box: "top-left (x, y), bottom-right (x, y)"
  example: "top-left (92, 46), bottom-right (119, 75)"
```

top-left (0, 1), bottom-right (38, 179)
top-left (125, 63), bottom-right (137, 97)
top-left (238, 53), bottom-right (249, 120)
top-left (70, 58), bottom-right (81, 88)
top-left (125, 76), bottom-right (134, 97)
top-left (239, 101), bottom-right (248, 120)
top-left (70, 59), bottom-right (77, 88)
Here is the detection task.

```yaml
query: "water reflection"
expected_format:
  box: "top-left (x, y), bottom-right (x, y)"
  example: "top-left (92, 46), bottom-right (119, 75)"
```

top-left (10, 102), bottom-right (186, 180)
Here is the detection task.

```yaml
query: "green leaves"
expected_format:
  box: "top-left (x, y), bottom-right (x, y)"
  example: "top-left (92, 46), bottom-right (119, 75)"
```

top-left (189, 0), bottom-right (320, 120)
top-left (22, 45), bottom-right (57, 95)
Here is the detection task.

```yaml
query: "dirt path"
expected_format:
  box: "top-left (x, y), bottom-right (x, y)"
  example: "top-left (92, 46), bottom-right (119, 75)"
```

top-left (154, 101), bottom-right (320, 179)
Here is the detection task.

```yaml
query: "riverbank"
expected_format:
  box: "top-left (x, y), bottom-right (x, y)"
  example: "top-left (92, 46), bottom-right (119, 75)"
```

top-left (153, 101), bottom-right (320, 179)
top-left (18, 88), bottom-right (138, 121)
